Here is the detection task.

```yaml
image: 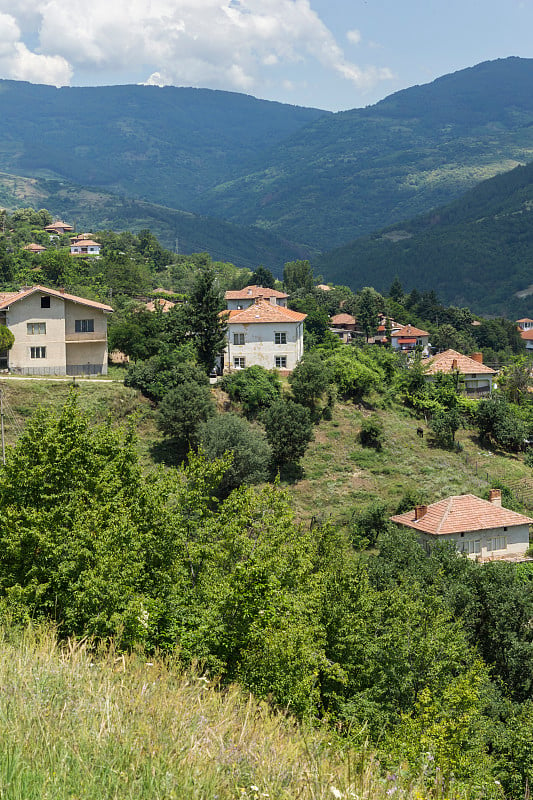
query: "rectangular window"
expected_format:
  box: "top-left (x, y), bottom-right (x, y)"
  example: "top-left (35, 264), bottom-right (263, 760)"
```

top-left (275, 332), bottom-right (287, 345)
top-left (275, 356), bottom-right (287, 369)
top-left (233, 333), bottom-right (245, 345)
top-left (234, 357), bottom-right (245, 369)
top-left (27, 322), bottom-right (46, 335)
top-left (30, 346), bottom-right (46, 359)
top-left (75, 319), bottom-right (94, 333)
top-left (40, 296), bottom-right (50, 309)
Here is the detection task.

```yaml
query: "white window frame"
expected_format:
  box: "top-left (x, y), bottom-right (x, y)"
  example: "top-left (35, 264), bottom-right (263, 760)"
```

top-left (30, 346), bottom-right (46, 359)
top-left (234, 357), bottom-right (246, 369)
top-left (275, 332), bottom-right (287, 345)
top-left (233, 332), bottom-right (245, 345)
top-left (275, 356), bottom-right (287, 369)
top-left (27, 322), bottom-right (46, 335)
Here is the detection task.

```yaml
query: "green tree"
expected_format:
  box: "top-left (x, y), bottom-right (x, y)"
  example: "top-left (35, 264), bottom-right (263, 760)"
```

top-left (189, 264), bottom-right (227, 371)
top-left (283, 260), bottom-right (314, 294)
top-left (250, 266), bottom-right (276, 288)
top-left (0, 325), bottom-right (14, 352)
top-left (221, 365), bottom-right (281, 417)
top-left (359, 414), bottom-right (384, 450)
top-left (429, 407), bottom-right (463, 449)
top-left (388, 275), bottom-right (404, 302)
top-left (157, 382), bottom-right (216, 445)
top-left (289, 352), bottom-right (332, 414)
top-left (262, 399), bottom-right (313, 467)
top-left (498, 356), bottom-right (533, 404)
top-left (355, 286), bottom-right (384, 341)
top-left (198, 413), bottom-right (272, 495)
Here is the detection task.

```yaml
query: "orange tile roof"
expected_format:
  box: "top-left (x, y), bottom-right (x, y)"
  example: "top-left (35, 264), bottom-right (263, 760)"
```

top-left (0, 285), bottom-right (113, 312)
top-left (425, 349), bottom-right (495, 375)
top-left (391, 494), bottom-right (533, 535)
top-left (23, 243), bottom-right (46, 251)
top-left (70, 240), bottom-right (101, 248)
top-left (330, 313), bottom-right (356, 325)
top-left (316, 284), bottom-right (332, 291)
top-left (45, 221), bottom-right (73, 231)
top-left (392, 324), bottom-right (429, 338)
top-left (145, 299), bottom-right (175, 312)
top-left (224, 299), bottom-right (306, 324)
top-left (225, 285), bottom-right (288, 300)
top-left (517, 318), bottom-right (533, 323)
top-left (520, 330), bottom-right (533, 341)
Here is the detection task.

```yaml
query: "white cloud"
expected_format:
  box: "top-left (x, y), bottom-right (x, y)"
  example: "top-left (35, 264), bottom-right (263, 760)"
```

top-left (0, 11), bottom-right (70, 85)
top-left (0, 0), bottom-right (393, 98)
top-left (347, 29), bottom-right (361, 45)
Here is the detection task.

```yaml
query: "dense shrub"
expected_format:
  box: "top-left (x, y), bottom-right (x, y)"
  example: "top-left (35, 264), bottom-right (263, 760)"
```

top-left (262, 399), bottom-right (313, 467)
top-left (359, 415), bottom-right (384, 450)
top-left (157, 381), bottom-right (215, 444)
top-left (221, 365), bottom-right (281, 417)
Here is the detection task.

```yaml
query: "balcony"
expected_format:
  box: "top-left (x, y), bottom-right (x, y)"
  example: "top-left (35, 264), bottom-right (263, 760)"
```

top-left (65, 332), bottom-right (107, 343)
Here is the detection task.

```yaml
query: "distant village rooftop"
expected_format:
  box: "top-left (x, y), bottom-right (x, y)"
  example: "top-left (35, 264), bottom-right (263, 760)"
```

top-left (225, 285), bottom-right (288, 300)
top-left (425, 349), bottom-right (496, 376)
top-left (224, 298), bottom-right (306, 324)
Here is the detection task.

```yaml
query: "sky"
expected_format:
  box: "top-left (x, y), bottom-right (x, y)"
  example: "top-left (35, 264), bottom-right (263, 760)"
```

top-left (0, 0), bottom-right (532, 111)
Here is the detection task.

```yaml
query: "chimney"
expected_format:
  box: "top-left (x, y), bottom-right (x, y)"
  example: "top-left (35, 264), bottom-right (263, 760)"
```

top-left (452, 358), bottom-right (458, 370)
top-left (489, 489), bottom-right (502, 507)
top-left (59, 287), bottom-right (65, 294)
top-left (254, 295), bottom-right (263, 304)
top-left (414, 505), bottom-right (427, 520)
top-left (470, 352), bottom-right (483, 364)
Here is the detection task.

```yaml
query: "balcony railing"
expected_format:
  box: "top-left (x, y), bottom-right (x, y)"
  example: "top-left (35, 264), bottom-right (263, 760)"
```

top-left (65, 332), bottom-right (107, 343)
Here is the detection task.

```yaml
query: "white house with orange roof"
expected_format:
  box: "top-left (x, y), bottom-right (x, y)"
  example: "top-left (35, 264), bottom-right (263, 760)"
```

top-left (517, 318), bottom-right (533, 350)
top-left (70, 239), bottom-right (101, 256)
top-left (23, 243), bottom-right (46, 254)
top-left (425, 349), bottom-right (496, 395)
top-left (391, 490), bottom-right (533, 562)
top-left (0, 285), bottom-right (113, 375)
top-left (223, 296), bottom-right (306, 374)
top-left (225, 285), bottom-right (288, 310)
top-left (390, 323), bottom-right (430, 352)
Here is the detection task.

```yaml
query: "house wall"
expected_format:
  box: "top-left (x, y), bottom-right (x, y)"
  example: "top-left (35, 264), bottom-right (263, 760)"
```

top-left (6, 292), bottom-right (67, 374)
top-left (420, 523), bottom-right (530, 560)
top-left (6, 293), bottom-right (109, 375)
top-left (226, 296), bottom-right (286, 310)
top-left (224, 321), bottom-right (303, 372)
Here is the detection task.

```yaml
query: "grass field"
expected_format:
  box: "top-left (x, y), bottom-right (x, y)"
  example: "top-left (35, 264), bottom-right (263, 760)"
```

top-left (2, 377), bottom-right (531, 527)
top-left (0, 626), bottom-right (472, 800)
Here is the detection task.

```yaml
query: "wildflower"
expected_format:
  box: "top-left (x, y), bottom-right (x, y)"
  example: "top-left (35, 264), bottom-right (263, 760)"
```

top-left (330, 788), bottom-right (343, 799)
top-left (250, 787), bottom-right (259, 793)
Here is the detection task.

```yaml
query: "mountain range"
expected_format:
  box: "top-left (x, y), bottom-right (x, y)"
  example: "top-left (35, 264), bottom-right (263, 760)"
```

top-left (2, 58), bottom-right (533, 312)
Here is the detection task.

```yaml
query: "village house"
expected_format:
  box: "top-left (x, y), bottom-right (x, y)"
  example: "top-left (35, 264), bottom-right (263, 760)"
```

top-left (23, 243), bottom-right (46, 254)
top-left (425, 349), bottom-right (495, 395)
top-left (329, 312), bottom-right (357, 343)
top-left (390, 323), bottom-right (430, 352)
top-left (69, 239), bottom-right (102, 256)
top-left (224, 285), bottom-right (288, 310)
top-left (0, 285), bottom-right (113, 375)
top-left (390, 490), bottom-right (533, 562)
top-left (223, 296), bottom-right (306, 374)
top-left (517, 318), bottom-right (533, 350)
top-left (45, 221), bottom-right (74, 236)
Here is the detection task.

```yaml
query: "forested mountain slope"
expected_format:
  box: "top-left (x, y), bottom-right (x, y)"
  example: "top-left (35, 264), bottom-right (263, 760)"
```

top-left (316, 160), bottom-right (533, 317)
top-left (0, 80), bottom-right (326, 211)
top-left (195, 57), bottom-right (533, 250)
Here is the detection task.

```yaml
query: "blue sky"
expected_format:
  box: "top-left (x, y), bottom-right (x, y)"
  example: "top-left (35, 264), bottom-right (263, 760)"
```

top-left (0, 0), bottom-right (531, 110)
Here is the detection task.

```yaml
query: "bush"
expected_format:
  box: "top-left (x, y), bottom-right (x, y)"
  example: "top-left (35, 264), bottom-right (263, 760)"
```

top-left (157, 381), bottom-right (215, 445)
top-left (125, 351), bottom-right (206, 402)
top-left (198, 413), bottom-right (272, 495)
top-left (289, 352), bottom-right (332, 412)
top-left (262, 399), bottom-right (313, 467)
top-left (359, 415), bottom-right (384, 450)
top-left (221, 365), bottom-right (281, 417)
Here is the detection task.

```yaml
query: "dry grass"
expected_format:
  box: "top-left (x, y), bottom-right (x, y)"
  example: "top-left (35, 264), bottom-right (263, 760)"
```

top-left (0, 626), bottom-right (470, 800)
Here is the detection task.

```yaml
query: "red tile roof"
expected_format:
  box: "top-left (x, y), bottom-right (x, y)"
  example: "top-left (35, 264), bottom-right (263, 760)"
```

top-left (225, 285), bottom-right (288, 300)
top-left (517, 318), bottom-right (533, 323)
top-left (23, 243), bottom-right (46, 252)
top-left (224, 299), bottom-right (306, 324)
top-left (392, 324), bottom-right (429, 338)
top-left (70, 240), bottom-right (101, 248)
top-left (145, 299), bottom-right (175, 312)
top-left (425, 349), bottom-right (495, 375)
top-left (0, 285), bottom-right (113, 312)
top-left (45, 221), bottom-right (73, 231)
top-left (391, 494), bottom-right (533, 535)
top-left (330, 313), bottom-right (356, 325)
top-left (519, 330), bottom-right (533, 341)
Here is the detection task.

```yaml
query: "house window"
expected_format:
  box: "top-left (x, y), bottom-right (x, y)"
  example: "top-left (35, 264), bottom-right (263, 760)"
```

top-left (487, 536), bottom-right (507, 552)
top-left (27, 322), bottom-right (46, 335)
top-left (234, 357), bottom-right (245, 369)
top-left (275, 332), bottom-right (287, 345)
top-left (40, 296), bottom-right (50, 309)
top-left (233, 333), bottom-right (245, 345)
top-left (275, 356), bottom-right (287, 369)
top-left (75, 319), bottom-right (94, 333)
top-left (30, 346), bottom-right (46, 359)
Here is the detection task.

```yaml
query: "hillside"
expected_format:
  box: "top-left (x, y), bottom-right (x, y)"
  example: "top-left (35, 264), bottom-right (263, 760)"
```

top-left (0, 171), bottom-right (315, 271)
top-left (0, 81), bottom-right (326, 212)
top-left (315, 160), bottom-right (533, 316)
top-left (196, 57), bottom-right (533, 249)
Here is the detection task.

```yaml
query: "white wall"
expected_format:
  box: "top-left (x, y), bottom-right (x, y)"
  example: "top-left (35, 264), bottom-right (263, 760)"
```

top-left (420, 523), bottom-right (530, 560)
top-left (225, 321), bottom-right (303, 372)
